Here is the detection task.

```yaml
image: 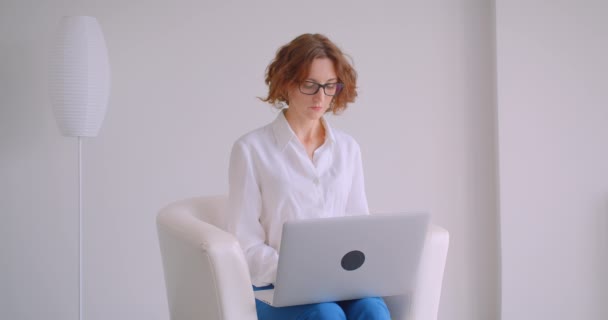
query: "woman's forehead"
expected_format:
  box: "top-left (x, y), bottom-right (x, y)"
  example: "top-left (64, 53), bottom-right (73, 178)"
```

top-left (305, 58), bottom-right (337, 81)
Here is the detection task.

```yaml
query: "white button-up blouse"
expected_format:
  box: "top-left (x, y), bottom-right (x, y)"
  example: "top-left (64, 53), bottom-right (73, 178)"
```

top-left (225, 110), bottom-right (369, 286)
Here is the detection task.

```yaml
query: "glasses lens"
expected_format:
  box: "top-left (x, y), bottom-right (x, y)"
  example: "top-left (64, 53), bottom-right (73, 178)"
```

top-left (300, 81), bottom-right (320, 95)
top-left (323, 83), bottom-right (340, 96)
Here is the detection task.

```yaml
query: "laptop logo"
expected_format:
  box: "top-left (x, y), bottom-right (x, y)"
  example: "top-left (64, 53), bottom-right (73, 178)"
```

top-left (341, 250), bottom-right (365, 271)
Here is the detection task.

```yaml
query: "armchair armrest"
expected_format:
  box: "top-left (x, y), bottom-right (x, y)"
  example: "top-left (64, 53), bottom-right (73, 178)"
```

top-left (157, 205), bottom-right (257, 320)
top-left (384, 224), bottom-right (450, 320)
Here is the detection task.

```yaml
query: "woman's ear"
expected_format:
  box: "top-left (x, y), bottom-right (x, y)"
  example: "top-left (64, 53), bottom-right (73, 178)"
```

top-left (282, 87), bottom-right (291, 105)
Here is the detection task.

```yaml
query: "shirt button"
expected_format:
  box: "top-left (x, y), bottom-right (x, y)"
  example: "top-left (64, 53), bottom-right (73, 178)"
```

top-left (313, 177), bottom-right (320, 186)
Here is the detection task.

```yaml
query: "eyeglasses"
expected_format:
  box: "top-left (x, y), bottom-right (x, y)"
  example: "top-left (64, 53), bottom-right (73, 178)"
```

top-left (299, 80), bottom-right (344, 96)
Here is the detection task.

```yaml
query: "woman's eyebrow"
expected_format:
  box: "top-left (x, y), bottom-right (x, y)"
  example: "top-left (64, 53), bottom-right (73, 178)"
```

top-left (305, 78), bottom-right (338, 83)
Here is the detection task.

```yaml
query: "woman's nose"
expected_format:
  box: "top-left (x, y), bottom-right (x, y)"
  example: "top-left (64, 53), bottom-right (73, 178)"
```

top-left (312, 88), bottom-right (325, 102)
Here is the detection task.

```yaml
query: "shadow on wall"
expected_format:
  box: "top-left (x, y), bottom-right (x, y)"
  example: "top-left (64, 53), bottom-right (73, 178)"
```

top-left (597, 197), bottom-right (608, 317)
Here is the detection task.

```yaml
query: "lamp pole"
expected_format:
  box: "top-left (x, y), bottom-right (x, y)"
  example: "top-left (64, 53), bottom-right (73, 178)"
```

top-left (78, 137), bottom-right (83, 320)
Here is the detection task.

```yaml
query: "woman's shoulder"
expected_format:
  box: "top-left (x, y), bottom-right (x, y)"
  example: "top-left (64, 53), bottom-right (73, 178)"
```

top-left (331, 127), bottom-right (361, 149)
top-left (232, 122), bottom-right (274, 149)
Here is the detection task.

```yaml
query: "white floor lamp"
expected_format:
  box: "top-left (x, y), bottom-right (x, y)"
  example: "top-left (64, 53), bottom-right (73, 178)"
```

top-left (49, 16), bottom-right (111, 320)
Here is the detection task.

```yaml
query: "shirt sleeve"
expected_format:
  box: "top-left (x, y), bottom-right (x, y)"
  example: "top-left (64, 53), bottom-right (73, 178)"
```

top-left (345, 141), bottom-right (370, 215)
top-left (225, 140), bottom-right (279, 286)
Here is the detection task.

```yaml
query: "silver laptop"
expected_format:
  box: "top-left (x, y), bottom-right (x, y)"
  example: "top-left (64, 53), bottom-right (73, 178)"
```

top-left (254, 212), bottom-right (430, 307)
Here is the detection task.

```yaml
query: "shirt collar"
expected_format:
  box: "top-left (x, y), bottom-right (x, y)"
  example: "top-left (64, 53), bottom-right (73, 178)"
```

top-left (272, 109), bottom-right (336, 151)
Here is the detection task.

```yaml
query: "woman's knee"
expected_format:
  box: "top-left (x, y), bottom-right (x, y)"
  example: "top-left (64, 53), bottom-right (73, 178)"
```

top-left (299, 302), bottom-right (346, 320)
top-left (341, 297), bottom-right (391, 320)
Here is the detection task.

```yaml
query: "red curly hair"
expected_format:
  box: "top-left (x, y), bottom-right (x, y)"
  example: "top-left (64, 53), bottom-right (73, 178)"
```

top-left (261, 33), bottom-right (358, 114)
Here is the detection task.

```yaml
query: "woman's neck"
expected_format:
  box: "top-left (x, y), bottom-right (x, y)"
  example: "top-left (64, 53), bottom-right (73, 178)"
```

top-left (284, 110), bottom-right (326, 155)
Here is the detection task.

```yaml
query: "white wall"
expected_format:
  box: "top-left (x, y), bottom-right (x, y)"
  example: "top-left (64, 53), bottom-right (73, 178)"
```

top-left (0, 1), bottom-right (498, 320)
top-left (496, 1), bottom-right (608, 319)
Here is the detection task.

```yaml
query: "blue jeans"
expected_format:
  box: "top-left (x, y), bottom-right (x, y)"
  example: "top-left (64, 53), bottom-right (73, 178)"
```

top-left (254, 285), bottom-right (391, 320)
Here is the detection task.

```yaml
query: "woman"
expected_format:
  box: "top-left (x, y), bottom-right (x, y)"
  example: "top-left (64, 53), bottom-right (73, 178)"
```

top-left (226, 33), bottom-right (390, 320)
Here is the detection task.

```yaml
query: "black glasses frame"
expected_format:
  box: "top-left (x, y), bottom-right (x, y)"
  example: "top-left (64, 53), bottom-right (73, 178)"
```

top-left (298, 81), bottom-right (344, 96)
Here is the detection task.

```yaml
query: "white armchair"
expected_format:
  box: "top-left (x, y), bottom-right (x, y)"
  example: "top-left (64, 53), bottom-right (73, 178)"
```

top-left (157, 195), bottom-right (449, 320)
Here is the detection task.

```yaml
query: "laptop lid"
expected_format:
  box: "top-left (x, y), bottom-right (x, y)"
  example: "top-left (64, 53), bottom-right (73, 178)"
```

top-left (266, 212), bottom-right (430, 307)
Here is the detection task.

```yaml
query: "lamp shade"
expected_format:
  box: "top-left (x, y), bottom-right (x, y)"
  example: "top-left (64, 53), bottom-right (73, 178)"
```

top-left (49, 16), bottom-right (110, 137)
